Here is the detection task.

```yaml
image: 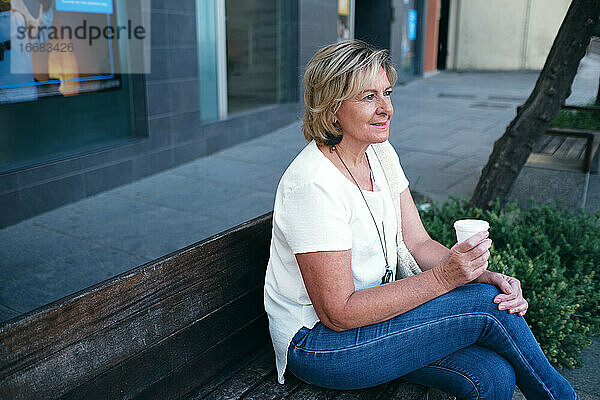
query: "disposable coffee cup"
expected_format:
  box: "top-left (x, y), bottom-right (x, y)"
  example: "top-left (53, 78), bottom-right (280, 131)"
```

top-left (453, 219), bottom-right (490, 243)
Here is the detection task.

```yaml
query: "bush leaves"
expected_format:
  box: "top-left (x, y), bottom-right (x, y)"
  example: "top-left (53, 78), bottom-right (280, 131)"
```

top-left (419, 198), bottom-right (600, 368)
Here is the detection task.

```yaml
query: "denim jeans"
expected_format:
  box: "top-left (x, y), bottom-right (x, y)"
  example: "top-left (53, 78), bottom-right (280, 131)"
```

top-left (287, 283), bottom-right (578, 400)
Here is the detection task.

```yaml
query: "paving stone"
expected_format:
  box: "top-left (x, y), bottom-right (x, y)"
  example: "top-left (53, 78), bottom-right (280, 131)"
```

top-left (0, 303), bottom-right (19, 322)
top-left (0, 223), bottom-right (94, 271)
top-left (585, 174), bottom-right (600, 213)
top-left (31, 192), bottom-right (166, 238)
top-left (218, 143), bottom-right (298, 165)
top-left (1, 246), bottom-right (149, 315)
top-left (441, 156), bottom-right (488, 176)
top-left (71, 207), bottom-right (221, 261)
top-left (557, 337), bottom-right (600, 396)
top-left (397, 151), bottom-right (457, 172)
top-left (197, 191), bottom-right (275, 227)
top-left (170, 155), bottom-right (277, 186)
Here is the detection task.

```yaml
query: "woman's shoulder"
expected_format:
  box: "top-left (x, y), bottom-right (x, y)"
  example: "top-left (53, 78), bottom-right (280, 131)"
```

top-left (277, 141), bottom-right (340, 197)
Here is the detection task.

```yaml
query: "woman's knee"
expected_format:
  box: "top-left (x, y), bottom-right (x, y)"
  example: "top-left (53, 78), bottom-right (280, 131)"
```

top-left (456, 283), bottom-right (509, 316)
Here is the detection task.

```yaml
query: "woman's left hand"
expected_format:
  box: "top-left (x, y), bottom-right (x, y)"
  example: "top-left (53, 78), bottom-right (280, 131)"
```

top-left (474, 271), bottom-right (529, 317)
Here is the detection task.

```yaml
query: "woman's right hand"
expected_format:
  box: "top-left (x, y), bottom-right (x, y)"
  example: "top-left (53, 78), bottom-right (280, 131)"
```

top-left (432, 231), bottom-right (492, 290)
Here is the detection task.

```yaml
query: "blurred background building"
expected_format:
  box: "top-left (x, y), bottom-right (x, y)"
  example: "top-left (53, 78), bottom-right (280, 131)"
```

top-left (0, 0), bottom-right (573, 228)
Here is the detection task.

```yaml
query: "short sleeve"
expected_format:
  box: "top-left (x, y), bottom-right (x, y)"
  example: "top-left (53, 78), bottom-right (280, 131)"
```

top-left (275, 182), bottom-right (352, 254)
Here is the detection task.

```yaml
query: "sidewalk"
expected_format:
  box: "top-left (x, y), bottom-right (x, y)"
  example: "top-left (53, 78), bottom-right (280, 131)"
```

top-left (1, 55), bottom-right (599, 397)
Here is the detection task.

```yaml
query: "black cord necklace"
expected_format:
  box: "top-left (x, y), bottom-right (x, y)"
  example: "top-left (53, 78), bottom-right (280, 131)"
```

top-left (331, 145), bottom-right (393, 284)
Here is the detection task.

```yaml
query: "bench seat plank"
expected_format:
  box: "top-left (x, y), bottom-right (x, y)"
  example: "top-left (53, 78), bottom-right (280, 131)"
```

top-left (285, 383), bottom-right (338, 400)
top-left (198, 347), bottom-right (275, 400)
top-left (192, 346), bottom-right (435, 400)
top-left (242, 372), bottom-right (303, 400)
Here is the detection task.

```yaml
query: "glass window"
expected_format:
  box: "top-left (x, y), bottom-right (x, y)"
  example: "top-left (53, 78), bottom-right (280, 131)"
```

top-left (337, 0), bottom-right (353, 41)
top-left (224, 0), bottom-right (294, 114)
top-left (399, 0), bottom-right (420, 78)
top-left (0, 0), bottom-right (145, 171)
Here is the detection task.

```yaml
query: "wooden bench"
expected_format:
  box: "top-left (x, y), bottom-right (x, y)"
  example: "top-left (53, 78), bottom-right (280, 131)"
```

top-left (529, 105), bottom-right (600, 173)
top-left (0, 213), bottom-right (453, 400)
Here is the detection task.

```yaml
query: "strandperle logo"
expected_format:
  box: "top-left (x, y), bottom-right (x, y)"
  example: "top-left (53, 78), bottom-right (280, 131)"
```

top-left (16, 19), bottom-right (146, 46)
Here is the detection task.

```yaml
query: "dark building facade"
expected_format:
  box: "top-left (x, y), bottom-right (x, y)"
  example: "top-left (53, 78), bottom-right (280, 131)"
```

top-left (0, 0), bottom-right (434, 228)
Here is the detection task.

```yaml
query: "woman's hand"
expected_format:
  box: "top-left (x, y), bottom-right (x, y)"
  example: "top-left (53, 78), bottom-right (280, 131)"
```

top-left (432, 231), bottom-right (492, 290)
top-left (475, 271), bottom-right (529, 317)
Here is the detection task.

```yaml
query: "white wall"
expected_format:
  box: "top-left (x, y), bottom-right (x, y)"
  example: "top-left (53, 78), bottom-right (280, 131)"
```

top-left (525, 0), bottom-right (571, 69)
top-left (448, 0), bottom-right (571, 70)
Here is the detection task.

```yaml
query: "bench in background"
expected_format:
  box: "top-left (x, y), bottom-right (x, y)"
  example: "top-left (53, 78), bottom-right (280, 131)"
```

top-left (529, 105), bottom-right (600, 173)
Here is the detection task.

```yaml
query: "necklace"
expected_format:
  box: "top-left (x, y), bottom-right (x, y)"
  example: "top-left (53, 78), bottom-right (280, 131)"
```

top-left (331, 145), bottom-right (393, 284)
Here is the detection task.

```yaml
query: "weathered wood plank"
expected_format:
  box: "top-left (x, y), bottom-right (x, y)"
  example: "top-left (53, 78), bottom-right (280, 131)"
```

top-left (527, 153), bottom-right (583, 170)
top-left (386, 381), bottom-right (429, 399)
top-left (59, 286), bottom-right (266, 400)
top-left (0, 213), bottom-right (272, 379)
top-left (426, 387), bottom-right (456, 400)
top-left (185, 348), bottom-right (272, 400)
top-left (0, 247), bottom-right (267, 400)
top-left (562, 104), bottom-right (600, 113)
top-left (555, 137), bottom-right (585, 159)
top-left (331, 382), bottom-right (394, 400)
top-left (285, 383), bottom-right (338, 400)
top-left (198, 347), bottom-right (275, 400)
top-left (132, 315), bottom-right (270, 400)
top-left (241, 372), bottom-right (303, 400)
top-left (532, 135), bottom-right (553, 153)
top-left (546, 127), bottom-right (600, 139)
top-left (544, 136), bottom-right (565, 155)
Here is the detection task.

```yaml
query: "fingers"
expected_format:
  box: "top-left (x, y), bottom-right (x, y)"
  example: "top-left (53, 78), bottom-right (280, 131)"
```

top-left (511, 300), bottom-right (529, 316)
top-left (518, 303), bottom-right (529, 316)
top-left (494, 291), bottom-right (518, 303)
top-left (497, 297), bottom-right (521, 310)
top-left (496, 295), bottom-right (528, 316)
top-left (455, 231), bottom-right (489, 252)
top-left (471, 249), bottom-right (490, 265)
top-left (469, 260), bottom-right (489, 279)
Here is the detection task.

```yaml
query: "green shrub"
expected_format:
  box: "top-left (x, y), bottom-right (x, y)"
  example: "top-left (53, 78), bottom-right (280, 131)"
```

top-left (419, 198), bottom-right (600, 368)
top-left (552, 104), bottom-right (600, 130)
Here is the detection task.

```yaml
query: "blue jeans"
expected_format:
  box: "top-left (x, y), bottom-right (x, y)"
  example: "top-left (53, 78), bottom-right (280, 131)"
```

top-left (287, 284), bottom-right (577, 400)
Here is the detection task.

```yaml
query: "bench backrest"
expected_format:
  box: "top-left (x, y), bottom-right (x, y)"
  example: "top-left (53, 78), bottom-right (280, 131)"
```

top-left (0, 213), bottom-right (273, 400)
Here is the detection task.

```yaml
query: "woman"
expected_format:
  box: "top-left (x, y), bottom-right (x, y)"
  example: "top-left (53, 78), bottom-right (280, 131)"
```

top-left (263, 40), bottom-right (578, 400)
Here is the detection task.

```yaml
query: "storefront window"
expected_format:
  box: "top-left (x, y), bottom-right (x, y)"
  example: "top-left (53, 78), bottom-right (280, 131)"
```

top-left (337, 0), bottom-right (353, 41)
top-left (224, 0), bottom-right (294, 114)
top-left (0, 0), bottom-right (144, 171)
top-left (398, 0), bottom-right (421, 79)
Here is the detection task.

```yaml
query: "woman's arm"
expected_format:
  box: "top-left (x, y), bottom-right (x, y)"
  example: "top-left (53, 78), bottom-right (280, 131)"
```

top-left (399, 188), bottom-right (529, 316)
top-left (398, 189), bottom-right (449, 270)
top-left (295, 229), bottom-right (491, 332)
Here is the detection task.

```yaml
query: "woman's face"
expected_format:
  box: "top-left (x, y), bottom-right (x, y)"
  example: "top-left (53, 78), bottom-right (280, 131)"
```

top-left (334, 67), bottom-right (394, 146)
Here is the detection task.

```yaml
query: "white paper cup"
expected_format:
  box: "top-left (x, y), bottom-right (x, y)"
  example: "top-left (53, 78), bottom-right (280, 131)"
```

top-left (453, 219), bottom-right (490, 243)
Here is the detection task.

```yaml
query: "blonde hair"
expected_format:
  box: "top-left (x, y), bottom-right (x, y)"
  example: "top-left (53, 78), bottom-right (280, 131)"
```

top-left (302, 40), bottom-right (397, 144)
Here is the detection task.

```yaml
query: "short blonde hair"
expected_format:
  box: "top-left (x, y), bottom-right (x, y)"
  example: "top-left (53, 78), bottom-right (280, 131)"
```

top-left (302, 40), bottom-right (397, 144)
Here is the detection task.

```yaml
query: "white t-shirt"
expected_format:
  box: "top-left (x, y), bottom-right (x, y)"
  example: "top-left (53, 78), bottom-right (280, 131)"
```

top-left (264, 140), bottom-right (409, 384)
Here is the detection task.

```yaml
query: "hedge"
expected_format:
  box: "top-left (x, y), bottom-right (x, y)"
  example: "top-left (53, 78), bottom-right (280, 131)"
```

top-left (419, 199), bottom-right (600, 368)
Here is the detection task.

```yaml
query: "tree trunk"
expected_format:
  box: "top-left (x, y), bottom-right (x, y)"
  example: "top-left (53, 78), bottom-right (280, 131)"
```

top-left (596, 74), bottom-right (600, 104)
top-left (469, 0), bottom-right (600, 210)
